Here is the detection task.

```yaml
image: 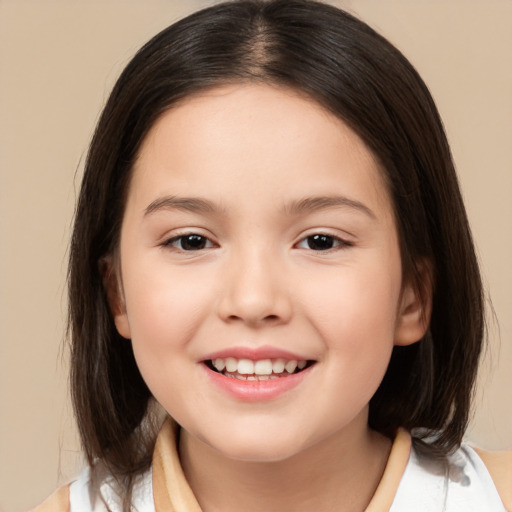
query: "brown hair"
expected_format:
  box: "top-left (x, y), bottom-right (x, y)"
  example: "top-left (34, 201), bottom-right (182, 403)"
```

top-left (68, 0), bottom-right (484, 507)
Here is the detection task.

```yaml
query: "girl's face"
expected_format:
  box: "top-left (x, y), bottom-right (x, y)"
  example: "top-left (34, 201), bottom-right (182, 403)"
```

top-left (112, 84), bottom-right (427, 462)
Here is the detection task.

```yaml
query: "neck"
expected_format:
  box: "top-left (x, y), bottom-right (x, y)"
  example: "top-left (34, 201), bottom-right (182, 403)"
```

top-left (179, 410), bottom-right (391, 512)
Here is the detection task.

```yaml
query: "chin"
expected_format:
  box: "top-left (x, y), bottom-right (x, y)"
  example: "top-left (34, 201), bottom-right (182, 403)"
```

top-left (204, 429), bottom-right (311, 464)
top-left (218, 444), bottom-right (300, 463)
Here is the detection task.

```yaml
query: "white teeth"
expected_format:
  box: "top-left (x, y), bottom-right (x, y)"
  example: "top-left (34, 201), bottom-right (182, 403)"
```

top-left (225, 357), bottom-right (238, 372)
top-left (254, 359), bottom-right (273, 375)
top-left (285, 360), bottom-right (298, 373)
top-left (272, 358), bottom-right (285, 373)
top-left (210, 357), bottom-right (310, 377)
top-left (238, 359), bottom-right (255, 374)
top-left (213, 358), bottom-right (225, 371)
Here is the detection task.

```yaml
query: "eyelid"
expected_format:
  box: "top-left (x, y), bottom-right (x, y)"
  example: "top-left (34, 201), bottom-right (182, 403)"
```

top-left (160, 230), bottom-right (218, 251)
top-left (294, 231), bottom-right (354, 251)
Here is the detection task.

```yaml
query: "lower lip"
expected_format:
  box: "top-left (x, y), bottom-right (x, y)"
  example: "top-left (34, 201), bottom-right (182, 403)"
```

top-left (202, 364), bottom-right (312, 402)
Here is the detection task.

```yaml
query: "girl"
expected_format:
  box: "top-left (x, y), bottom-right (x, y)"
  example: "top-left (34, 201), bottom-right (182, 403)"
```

top-left (35, 1), bottom-right (511, 511)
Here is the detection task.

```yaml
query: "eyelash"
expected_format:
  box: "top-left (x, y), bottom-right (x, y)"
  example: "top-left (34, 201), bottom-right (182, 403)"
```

top-left (161, 232), bottom-right (352, 253)
top-left (162, 233), bottom-right (216, 251)
top-left (295, 233), bottom-right (353, 252)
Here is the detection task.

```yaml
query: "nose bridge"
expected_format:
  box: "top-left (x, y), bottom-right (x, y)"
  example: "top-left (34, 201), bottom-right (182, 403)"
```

top-left (218, 242), bottom-right (291, 325)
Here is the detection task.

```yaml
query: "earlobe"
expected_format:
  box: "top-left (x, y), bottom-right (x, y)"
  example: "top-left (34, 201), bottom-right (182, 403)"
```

top-left (113, 306), bottom-right (132, 340)
top-left (394, 263), bottom-right (433, 347)
top-left (101, 257), bottom-right (132, 339)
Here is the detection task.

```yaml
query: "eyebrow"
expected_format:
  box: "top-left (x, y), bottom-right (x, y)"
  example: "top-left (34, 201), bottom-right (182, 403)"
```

top-left (144, 196), bottom-right (223, 216)
top-left (144, 194), bottom-right (375, 219)
top-left (283, 196), bottom-right (376, 219)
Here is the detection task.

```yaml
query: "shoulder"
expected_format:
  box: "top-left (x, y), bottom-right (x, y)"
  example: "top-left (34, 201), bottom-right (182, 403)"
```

top-left (68, 465), bottom-right (155, 512)
top-left (391, 441), bottom-right (510, 512)
top-left (30, 484), bottom-right (70, 512)
top-left (472, 445), bottom-right (512, 511)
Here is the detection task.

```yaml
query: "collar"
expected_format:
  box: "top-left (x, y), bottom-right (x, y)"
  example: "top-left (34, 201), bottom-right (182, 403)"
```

top-left (152, 419), bottom-right (411, 512)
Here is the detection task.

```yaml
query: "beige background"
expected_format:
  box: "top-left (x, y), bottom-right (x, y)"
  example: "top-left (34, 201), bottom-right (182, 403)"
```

top-left (0, 1), bottom-right (511, 510)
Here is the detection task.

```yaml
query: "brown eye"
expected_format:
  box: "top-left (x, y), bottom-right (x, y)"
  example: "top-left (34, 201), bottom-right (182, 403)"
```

top-left (165, 234), bottom-right (213, 251)
top-left (306, 234), bottom-right (336, 251)
top-left (296, 233), bottom-right (351, 252)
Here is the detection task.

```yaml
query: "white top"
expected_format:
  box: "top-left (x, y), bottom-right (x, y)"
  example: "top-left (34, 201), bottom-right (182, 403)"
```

top-left (390, 443), bottom-right (506, 511)
top-left (69, 465), bottom-right (153, 512)
top-left (69, 442), bottom-right (506, 512)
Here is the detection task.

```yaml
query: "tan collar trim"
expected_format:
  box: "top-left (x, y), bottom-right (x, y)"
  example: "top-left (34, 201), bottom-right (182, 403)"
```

top-left (153, 419), bottom-right (202, 512)
top-left (364, 428), bottom-right (412, 512)
top-left (152, 419), bottom-right (412, 512)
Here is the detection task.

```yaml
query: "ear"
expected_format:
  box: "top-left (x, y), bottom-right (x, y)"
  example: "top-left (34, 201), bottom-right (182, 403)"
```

top-left (394, 262), bottom-right (433, 346)
top-left (101, 256), bottom-right (132, 339)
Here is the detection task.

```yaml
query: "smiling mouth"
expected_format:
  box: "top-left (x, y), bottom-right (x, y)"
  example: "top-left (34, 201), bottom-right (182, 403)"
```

top-left (204, 357), bottom-right (315, 381)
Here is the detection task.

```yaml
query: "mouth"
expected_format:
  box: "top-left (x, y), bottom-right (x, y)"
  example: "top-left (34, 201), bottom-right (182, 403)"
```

top-left (204, 357), bottom-right (315, 381)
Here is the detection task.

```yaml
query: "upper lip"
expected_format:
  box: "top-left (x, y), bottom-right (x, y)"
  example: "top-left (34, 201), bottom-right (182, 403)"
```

top-left (201, 345), bottom-right (310, 362)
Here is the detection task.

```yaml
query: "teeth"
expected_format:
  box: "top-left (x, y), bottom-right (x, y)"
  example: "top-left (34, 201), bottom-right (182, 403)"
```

top-left (238, 359), bottom-right (254, 374)
top-left (213, 358), bottom-right (225, 371)
top-left (210, 357), bottom-right (309, 377)
top-left (285, 360), bottom-right (298, 373)
top-left (272, 359), bottom-right (285, 373)
top-left (225, 357), bottom-right (238, 372)
top-left (254, 359), bottom-right (273, 375)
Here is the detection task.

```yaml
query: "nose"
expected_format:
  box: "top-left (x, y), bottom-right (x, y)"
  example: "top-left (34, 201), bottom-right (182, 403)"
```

top-left (217, 248), bottom-right (293, 326)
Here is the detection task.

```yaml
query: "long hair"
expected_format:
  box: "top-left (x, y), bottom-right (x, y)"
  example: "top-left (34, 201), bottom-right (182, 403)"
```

top-left (68, 1), bottom-right (484, 508)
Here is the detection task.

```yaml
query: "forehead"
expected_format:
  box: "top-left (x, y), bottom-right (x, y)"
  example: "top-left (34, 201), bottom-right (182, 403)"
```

top-left (130, 83), bottom-right (392, 217)
top-left (139, 83), bottom-right (375, 163)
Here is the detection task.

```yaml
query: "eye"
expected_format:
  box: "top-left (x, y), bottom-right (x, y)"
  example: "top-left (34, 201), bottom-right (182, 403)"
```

top-left (164, 233), bottom-right (215, 251)
top-left (297, 234), bottom-right (350, 251)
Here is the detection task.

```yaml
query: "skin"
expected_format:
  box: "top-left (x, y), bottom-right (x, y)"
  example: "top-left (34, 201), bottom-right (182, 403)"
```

top-left (109, 84), bottom-right (430, 511)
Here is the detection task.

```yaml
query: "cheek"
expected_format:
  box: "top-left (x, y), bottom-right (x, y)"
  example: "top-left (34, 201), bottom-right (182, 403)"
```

top-left (121, 262), bottom-right (215, 367)
top-left (307, 272), bottom-right (399, 414)
top-left (301, 257), bottom-right (402, 378)
top-left (126, 254), bottom-right (207, 320)
top-left (123, 270), bottom-right (214, 414)
top-left (309, 263), bottom-right (400, 332)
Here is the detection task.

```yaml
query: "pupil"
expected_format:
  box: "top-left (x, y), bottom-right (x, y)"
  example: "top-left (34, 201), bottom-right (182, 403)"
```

top-left (182, 234), bottom-right (206, 250)
top-left (308, 234), bottom-right (333, 250)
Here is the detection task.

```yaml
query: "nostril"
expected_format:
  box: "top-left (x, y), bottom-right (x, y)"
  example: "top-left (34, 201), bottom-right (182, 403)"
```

top-left (225, 313), bottom-right (281, 324)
